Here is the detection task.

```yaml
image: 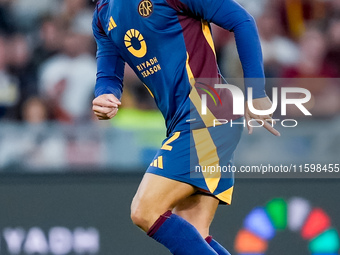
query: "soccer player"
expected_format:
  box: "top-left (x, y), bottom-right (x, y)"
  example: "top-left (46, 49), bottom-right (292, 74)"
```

top-left (92, 0), bottom-right (280, 254)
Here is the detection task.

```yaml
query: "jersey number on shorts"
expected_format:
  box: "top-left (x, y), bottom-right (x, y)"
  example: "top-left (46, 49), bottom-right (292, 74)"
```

top-left (161, 132), bottom-right (180, 151)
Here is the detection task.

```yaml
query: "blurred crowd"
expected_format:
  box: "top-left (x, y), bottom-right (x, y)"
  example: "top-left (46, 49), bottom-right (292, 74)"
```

top-left (0, 0), bottom-right (97, 123)
top-left (0, 0), bottom-right (340, 125)
top-left (217, 0), bottom-right (340, 118)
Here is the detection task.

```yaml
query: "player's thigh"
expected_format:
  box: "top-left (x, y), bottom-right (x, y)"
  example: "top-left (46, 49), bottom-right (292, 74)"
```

top-left (131, 173), bottom-right (196, 229)
top-left (173, 194), bottom-right (219, 237)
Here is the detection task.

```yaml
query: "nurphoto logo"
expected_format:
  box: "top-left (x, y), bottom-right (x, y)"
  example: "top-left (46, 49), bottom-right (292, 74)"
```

top-left (200, 84), bottom-right (312, 128)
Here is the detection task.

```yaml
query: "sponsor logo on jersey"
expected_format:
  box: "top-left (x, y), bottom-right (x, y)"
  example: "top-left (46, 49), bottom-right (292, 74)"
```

top-left (138, 0), bottom-right (153, 17)
top-left (124, 29), bottom-right (162, 77)
top-left (136, 57), bottom-right (162, 78)
top-left (108, 16), bottom-right (117, 31)
top-left (124, 29), bottom-right (147, 58)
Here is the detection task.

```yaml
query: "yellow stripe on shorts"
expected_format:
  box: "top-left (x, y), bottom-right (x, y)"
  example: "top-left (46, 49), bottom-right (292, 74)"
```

top-left (192, 128), bottom-right (221, 193)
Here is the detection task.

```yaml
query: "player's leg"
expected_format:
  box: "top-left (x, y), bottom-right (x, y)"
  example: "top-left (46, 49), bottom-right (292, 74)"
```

top-left (173, 194), bottom-right (231, 255)
top-left (173, 193), bottom-right (219, 237)
top-left (131, 173), bottom-right (218, 254)
top-left (131, 173), bottom-right (195, 232)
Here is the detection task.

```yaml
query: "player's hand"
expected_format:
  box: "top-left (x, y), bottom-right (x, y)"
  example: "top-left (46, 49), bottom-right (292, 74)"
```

top-left (245, 97), bottom-right (281, 136)
top-left (92, 94), bottom-right (121, 120)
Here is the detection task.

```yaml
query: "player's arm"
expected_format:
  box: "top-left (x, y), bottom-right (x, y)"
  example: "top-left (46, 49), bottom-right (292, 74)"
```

top-left (167, 0), bottom-right (279, 136)
top-left (202, 0), bottom-right (280, 136)
top-left (92, 7), bottom-right (125, 120)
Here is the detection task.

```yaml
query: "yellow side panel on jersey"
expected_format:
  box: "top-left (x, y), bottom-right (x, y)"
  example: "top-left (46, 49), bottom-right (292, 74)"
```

top-left (144, 84), bottom-right (154, 98)
top-left (185, 53), bottom-right (221, 127)
top-left (201, 20), bottom-right (216, 57)
top-left (185, 52), bottom-right (195, 86)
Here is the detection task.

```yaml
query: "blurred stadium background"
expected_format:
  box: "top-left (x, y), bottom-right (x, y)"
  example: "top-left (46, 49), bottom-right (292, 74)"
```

top-left (0, 0), bottom-right (339, 254)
